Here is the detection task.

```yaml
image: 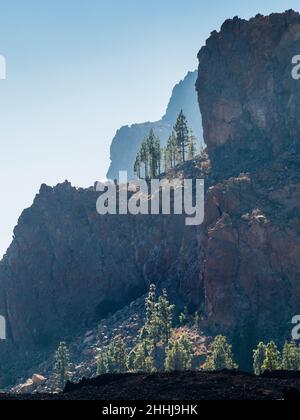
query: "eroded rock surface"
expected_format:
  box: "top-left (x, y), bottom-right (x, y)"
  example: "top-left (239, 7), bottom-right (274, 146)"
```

top-left (0, 11), bottom-right (300, 383)
top-left (196, 11), bottom-right (300, 366)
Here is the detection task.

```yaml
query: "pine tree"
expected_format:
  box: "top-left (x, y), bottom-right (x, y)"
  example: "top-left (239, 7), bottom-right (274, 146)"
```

top-left (54, 341), bottom-right (72, 390)
top-left (140, 137), bottom-right (149, 179)
top-left (128, 340), bottom-right (156, 373)
top-left (155, 289), bottom-right (175, 345)
top-left (134, 130), bottom-right (162, 179)
top-left (262, 341), bottom-right (280, 372)
top-left (144, 284), bottom-right (156, 332)
top-left (97, 352), bottom-right (107, 376)
top-left (203, 335), bottom-right (238, 371)
top-left (148, 129), bottom-right (157, 179)
top-left (253, 342), bottom-right (267, 376)
top-left (174, 110), bottom-right (189, 162)
top-left (140, 284), bottom-right (157, 343)
top-left (166, 132), bottom-right (179, 169)
top-left (141, 285), bottom-right (174, 346)
top-left (187, 130), bottom-right (197, 160)
top-left (134, 152), bottom-right (141, 179)
top-left (165, 334), bottom-right (194, 372)
top-left (179, 306), bottom-right (189, 326)
top-left (282, 341), bottom-right (300, 371)
top-left (110, 337), bottom-right (128, 373)
top-left (155, 137), bottom-right (162, 176)
top-left (162, 146), bottom-right (168, 173)
top-left (97, 338), bottom-right (129, 375)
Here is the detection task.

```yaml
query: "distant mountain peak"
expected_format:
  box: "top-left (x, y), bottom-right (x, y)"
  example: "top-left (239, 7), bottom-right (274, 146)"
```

top-left (107, 70), bottom-right (203, 180)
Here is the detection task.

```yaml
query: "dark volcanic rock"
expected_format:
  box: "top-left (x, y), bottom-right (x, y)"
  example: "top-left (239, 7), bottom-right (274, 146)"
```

top-left (196, 10), bottom-right (300, 367)
top-left (1, 11), bottom-right (300, 385)
top-left (2, 371), bottom-right (300, 400)
top-left (0, 173), bottom-right (206, 383)
top-left (107, 71), bottom-right (203, 180)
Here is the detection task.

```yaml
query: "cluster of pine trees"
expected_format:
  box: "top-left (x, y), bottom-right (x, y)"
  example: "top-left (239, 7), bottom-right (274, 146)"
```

top-left (253, 341), bottom-right (300, 375)
top-left (134, 111), bottom-right (201, 179)
top-left (52, 286), bottom-right (300, 389)
top-left (95, 285), bottom-right (238, 375)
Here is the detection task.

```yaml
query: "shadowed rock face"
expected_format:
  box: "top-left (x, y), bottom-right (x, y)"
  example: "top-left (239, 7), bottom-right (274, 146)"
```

top-left (0, 11), bottom-right (300, 383)
top-left (196, 10), bottom-right (300, 366)
top-left (0, 182), bottom-right (191, 370)
top-left (0, 160), bottom-right (208, 384)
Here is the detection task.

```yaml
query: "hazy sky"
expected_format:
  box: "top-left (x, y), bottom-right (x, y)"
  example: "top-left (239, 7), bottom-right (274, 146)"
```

top-left (0, 0), bottom-right (299, 257)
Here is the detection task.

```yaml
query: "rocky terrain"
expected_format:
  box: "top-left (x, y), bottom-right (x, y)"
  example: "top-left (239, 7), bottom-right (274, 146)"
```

top-left (107, 70), bottom-right (203, 180)
top-left (2, 371), bottom-right (300, 400)
top-left (196, 10), bottom-right (300, 368)
top-left (0, 10), bottom-right (300, 390)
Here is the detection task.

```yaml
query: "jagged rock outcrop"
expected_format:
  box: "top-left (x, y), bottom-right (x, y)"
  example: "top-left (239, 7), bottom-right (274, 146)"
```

top-left (0, 180), bottom-right (196, 384)
top-left (197, 10), bottom-right (300, 179)
top-left (196, 10), bottom-right (300, 366)
top-left (107, 71), bottom-right (203, 180)
top-left (0, 10), bottom-right (300, 384)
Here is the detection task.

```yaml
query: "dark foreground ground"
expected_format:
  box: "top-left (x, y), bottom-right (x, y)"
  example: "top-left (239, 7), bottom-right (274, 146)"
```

top-left (1, 371), bottom-right (300, 400)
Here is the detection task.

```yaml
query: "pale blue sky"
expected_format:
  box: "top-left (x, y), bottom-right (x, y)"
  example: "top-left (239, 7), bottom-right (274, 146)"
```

top-left (0, 0), bottom-right (299, 257)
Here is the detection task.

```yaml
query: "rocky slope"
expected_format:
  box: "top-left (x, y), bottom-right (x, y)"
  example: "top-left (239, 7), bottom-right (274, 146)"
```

top-left (107, 71), bottom-right (203, 180)
top-left (0, 10), bottom-right (300, 386)
top-left (0, 179), bottom-right (199, 385)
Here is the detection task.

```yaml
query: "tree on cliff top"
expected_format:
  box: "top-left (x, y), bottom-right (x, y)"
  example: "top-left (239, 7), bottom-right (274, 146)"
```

top-left (187, 130), bottom-right (198, 160)
top-left (174, 110), bottom-right (189, 163)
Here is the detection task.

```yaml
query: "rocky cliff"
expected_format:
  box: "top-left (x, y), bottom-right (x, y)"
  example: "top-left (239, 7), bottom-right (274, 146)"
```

top-left (107, 71), bottom-right (203, 180)
top-left (197, 10), bottom-right (300, 179)
top-left (196, 10), bottom-right (300, 364)
top-left (0, 181), bottom-right (195, 383)
top-left (0, 10), bottom-right (300, 384)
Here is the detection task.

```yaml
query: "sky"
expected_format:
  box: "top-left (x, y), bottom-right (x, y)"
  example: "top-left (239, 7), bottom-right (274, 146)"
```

top-left (0, 0), bottom-right (299, 258)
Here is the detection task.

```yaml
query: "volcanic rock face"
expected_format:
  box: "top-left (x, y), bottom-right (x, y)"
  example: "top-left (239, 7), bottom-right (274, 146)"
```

top-left (107, 71), bottom-right (203, 180)
top-left (0, 182), bottom-right (191, 375)
top-left (196, 10), bottom-right (300, 363)
top-left (197, 10), bottom-right (300, 179)
top-left (0, 11), bottom-right (300, 382)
